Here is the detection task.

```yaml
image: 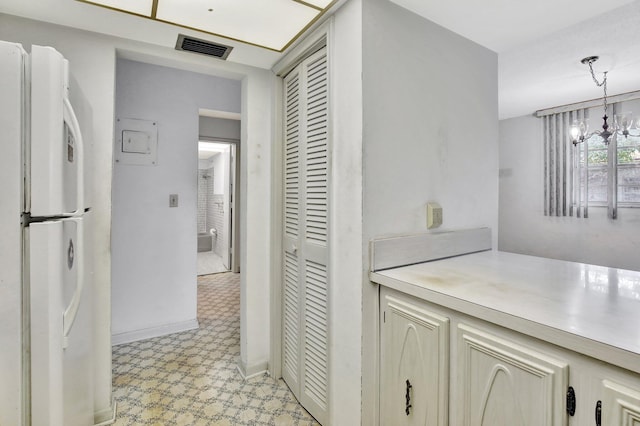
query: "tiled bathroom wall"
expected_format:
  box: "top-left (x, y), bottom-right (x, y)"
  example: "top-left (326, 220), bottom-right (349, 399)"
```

top-left (211, 194), bottom-right (225, 257)
top-left (197, 168), bottom-right (214, 235)
top-left (198, 163), bottom-right (228, 259)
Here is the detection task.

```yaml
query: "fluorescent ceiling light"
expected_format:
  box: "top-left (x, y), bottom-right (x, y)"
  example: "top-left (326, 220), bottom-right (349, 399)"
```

top-left (298, 0), bottom-right (333, 8)
top-left (81, 0), bottom-right (153, 16)
top-left (199, 142), bottom-right (229, 153)
top-left (157, 0), bottom-right (319, 51)
top-left (79, 0), bottom-right (332, 52)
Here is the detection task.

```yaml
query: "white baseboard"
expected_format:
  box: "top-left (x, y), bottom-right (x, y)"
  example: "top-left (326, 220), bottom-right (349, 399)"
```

top-left (237, 357), bottom-right (269, 380)
top-left (94, 397), bottom-right (117, 426)
top-left (112, 319), bottom-right (199, 346)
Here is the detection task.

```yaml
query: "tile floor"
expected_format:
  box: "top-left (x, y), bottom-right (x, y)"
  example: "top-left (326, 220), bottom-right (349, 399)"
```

top-left (112, 272), bottom-right (319, 425)
top-left (197, 251), bottom-right (228, 276)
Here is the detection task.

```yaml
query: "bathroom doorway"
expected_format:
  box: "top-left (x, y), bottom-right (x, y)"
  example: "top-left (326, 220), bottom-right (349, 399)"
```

top-left (197, 139), bottom-right (238, 276)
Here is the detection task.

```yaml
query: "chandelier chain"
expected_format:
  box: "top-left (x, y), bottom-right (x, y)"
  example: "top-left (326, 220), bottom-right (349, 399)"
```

top-left (586, 60), bottom-right (608, 116)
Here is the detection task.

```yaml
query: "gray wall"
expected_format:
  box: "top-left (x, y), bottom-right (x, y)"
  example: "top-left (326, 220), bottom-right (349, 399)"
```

top-left (361, 0), bottom-right (499, 422)
top-left (199, 116), bottom-right (240, 140)
top-left (112, 59), bottom-right (240, 338)
top-left (499, 114), bottom-right (640, 271)
top-left (362, 0), bottom-right (499, 240)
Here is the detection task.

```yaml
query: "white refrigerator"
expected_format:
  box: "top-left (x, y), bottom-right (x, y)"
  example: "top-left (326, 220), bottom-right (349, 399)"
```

top-left (0, 41), bottom-right (94, 425)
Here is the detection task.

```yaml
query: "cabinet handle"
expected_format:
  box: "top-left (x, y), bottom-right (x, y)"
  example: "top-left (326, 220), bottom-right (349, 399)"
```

top-left (405, 379), bottom-right (412, 416)
top-left (566, 387), bottom-right (576, 416)
top-left (595, 400), bottom-right (602, 426)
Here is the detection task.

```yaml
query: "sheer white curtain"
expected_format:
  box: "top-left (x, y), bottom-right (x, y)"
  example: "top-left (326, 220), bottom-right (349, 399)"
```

top-left (541, 108), bottom-right (589, 218)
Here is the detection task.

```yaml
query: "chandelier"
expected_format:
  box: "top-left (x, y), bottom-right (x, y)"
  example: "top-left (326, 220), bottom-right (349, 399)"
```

top-left (570, 56), bottom-right (635, 146)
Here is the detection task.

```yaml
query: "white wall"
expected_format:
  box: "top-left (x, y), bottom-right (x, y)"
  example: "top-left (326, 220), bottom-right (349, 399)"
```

top-left (360, 0), bottom-right (499, 422)
top-left (211, 149), bottom-right (229, 195)
top-left (499, 114), bottom-right (640, 271)
top-left (328, 1), bottom-right (364, 424)
top-left (239, 72), bottom-right (274, 376)
top-left (198, 159), bottom-right (212, 170)
top-left (112, 59), bottom-right (240, 339)
top-left (0, 12), bottom-right (274, 422)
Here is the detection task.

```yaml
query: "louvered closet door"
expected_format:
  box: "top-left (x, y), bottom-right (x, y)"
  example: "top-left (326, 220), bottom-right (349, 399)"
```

top-left (282, 47), bottom-right (329, 426)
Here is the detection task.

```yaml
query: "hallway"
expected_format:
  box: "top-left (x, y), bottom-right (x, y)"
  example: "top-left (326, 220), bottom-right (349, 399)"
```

top-left (112, 273), bottom-right (318, 425)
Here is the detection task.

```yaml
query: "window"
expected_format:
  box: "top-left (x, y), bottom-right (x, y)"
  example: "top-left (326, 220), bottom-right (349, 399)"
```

top-left (542, 97), bottom-right (640, 219)
top-left (615, 134), bottom-right (640, 203)
top-left (581, 131), bottom-right (640, 206)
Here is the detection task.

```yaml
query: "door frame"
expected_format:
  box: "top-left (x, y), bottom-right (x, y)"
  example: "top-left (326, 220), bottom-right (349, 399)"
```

top-left (198, 136), bottom-right (240, 273)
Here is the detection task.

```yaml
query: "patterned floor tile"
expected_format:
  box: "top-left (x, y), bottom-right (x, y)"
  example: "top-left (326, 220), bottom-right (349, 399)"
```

top-left (112, 273), bottom-right (319, 425)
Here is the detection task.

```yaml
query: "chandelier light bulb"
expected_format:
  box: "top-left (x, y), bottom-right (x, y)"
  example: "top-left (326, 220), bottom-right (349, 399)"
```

top-left (570, 120), bottom-right (590, 145)
top-left (579, 121), bottom-right (589, 136)
top-left (615, 113), bottom-right (633, 137)
top-left (570, 124), bottom-right (580, 140)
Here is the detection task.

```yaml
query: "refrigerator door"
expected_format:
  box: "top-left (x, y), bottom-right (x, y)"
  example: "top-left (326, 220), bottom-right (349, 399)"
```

top-left (30, 45), bottom-right (85, 217)
top-left (0, 40), bottom-right (27, 426)
top-left (29, 218), bottom-right (93, 426)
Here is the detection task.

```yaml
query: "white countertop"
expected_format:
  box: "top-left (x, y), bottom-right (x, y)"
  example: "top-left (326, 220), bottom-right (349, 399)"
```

top-left (371, 250), bottom-right (640, 373)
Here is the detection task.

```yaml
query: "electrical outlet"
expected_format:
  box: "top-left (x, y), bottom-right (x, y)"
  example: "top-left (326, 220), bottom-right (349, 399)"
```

top-left (169, 194), bottom-right (179, 207)
top-left (427, 202), bottom-right (442, 229)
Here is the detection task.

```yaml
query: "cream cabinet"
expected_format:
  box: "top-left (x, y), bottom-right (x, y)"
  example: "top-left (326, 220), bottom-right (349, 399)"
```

top-left (380, 288), bottom-right (449, 426)
top-left (378, 285), bottom-right (640, 426)
top-left (602, 379), bottom-right (640, 425)
top-left (457, 324), bottom-right (569, 426)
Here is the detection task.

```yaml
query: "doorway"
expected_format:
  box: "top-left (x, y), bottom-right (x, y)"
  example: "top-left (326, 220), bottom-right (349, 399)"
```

top-left (197, 140), bottom-right (237, 275)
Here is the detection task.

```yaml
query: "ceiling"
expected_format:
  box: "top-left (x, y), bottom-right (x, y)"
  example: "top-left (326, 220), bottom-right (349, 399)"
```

top-left (78, 0), bottom-right (332, 51)
top-left (0, 0), bottom-right (287, 68)
top-left (389, 0), bottom-right (640, 119)
top-left (198, 141), bottom-right (228, 160)
top-left (389, 0), bottom-right (636, 54)
top-left (1, 0), bottom-right (639, 118)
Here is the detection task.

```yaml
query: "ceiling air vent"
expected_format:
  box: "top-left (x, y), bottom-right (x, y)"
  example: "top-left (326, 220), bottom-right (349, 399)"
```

top-left (175, 34), bottom-right (233, 60)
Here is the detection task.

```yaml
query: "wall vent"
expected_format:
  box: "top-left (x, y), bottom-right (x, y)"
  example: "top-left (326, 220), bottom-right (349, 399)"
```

top-left (175, 34), bottom-right (233, 60)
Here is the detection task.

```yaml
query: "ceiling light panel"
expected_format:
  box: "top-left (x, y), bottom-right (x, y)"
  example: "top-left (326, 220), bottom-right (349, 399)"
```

top-left (156, 0), bottom-right (320, 51)
top-left (81, 0), bottom-right (153, 16)
top-left (199, 142), bottom-right (228, 152)
top-left (296, 0), bottom-right (333, 9)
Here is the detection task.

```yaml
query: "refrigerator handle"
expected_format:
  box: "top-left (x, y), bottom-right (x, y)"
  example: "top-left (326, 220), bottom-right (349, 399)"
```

top-left (62, 96), bottom-right (84, 217)
top-left (62, 219), bottom-right (83, 349)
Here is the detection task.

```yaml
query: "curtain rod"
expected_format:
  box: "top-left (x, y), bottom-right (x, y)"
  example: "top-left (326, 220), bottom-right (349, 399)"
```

top-left (535, 90), bottom-right (640, 117)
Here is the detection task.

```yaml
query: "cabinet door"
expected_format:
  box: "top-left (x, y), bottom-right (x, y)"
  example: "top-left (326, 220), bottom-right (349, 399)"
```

top-left (380, 290), bottom-right (449, 426)
top-left (457, 324), bottom-right (568, 426)
top-left (603, 380), bottom-right (640, 425)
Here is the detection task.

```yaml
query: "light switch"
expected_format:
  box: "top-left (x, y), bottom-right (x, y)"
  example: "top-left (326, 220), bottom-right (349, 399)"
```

top-left (427, 202), bottom-right (442, 229)
top-left (122, 130), bottom-right (150, 154)
top-left (169, 194), bottom-right (179, 207)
